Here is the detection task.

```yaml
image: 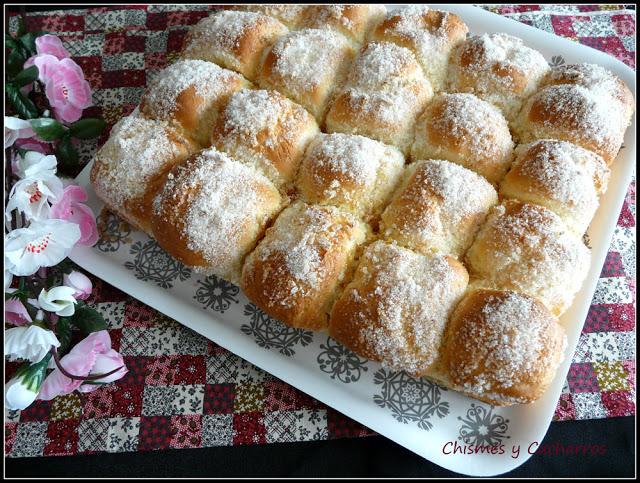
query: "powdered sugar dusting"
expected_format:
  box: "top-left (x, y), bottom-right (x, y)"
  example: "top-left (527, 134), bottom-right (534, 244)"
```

top-left (184, 10), bottom-right (263, 53)
top-left (354, 241), bottom-right (467, 375)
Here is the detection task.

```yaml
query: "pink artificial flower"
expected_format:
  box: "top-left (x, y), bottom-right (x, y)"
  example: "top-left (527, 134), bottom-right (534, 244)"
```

top-left (4, 298), bottom-right (33, 326)
top-left (24, 53), bottom-right (59, 83)
top-left (49, 185), bottom-right (99, 246)
top-left (45, 58), bottom-right (93, 123)
top-left (35, 34), bottom-right (70, 60)
top-left (14, 137), bottom-right (51, 154)
top-left (63, 271), bottom-right (92, 300)
top-left (38, 330), bottom-right (127, 400)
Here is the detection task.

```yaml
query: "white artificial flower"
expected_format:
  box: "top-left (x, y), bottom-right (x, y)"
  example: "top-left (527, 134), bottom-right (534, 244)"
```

top-left (38, 286), bottom-right (77, 316)
top-left (5, 374), bottom-right (39, 410)
top-left (15, 151), bottom-right (58, 179)
top-left (4, 116), bottom-right (34, 149)
top-left (4, 219), bottom-right (81, 276)
top-left (5, 174), bottom-right (64, 222)
top-left (4, 324), bottom-right (60, 363)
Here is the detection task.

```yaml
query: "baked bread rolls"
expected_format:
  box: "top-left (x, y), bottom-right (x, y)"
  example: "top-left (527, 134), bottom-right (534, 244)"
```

top-left (369, 5), bottom-right (468, 92)
top-left (140, 59), bottom-right (249, 146)
top-left (410, 93), bottom-right (514, 184)
top-left (211, 88), bottom-right (320, 189)
top-left (380, 159), bottom-right (498, 258)
top-left (235, 5), bottom-right (310, 29)
top-left (296, 133), bottom-right (405, 220)
top-left (329, 240), bottom-right (469, 377)
top-left (301, 4), bottom-right (387, 46)
top-left (514, 64), bottom-right (634, 165)
top-left (325, 41), bottom-right (433, 154)
top-left (500, 140), bottom-right (610, 236)
top-left (441, 289), bottom-right (567, 406)
top-left (182, 10), bottom-right (288, 80)
top-left (448, 33), bottom-right (549, 123)
top-left (465, 200), bottom-right (591, 316)
top-left (242, 201), bottom-right (369, 331)
top-left (151, 147), bottom-right (283, 284)
top-left (256, 28), bottom-right (355, 122)
top-left (90, 110), bottom-right (197, 234)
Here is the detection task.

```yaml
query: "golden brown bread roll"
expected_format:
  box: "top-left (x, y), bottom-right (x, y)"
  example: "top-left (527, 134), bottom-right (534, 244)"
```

top-left (181, 10), bottom-right (288, 80)
top-left (90, 109), bottom-right (197, 234)
top-left (465, 200), bottom-right (591, 316)
top-left (325, 41), bottom-right (433, 154)
top-left (410, 92), bottom-right (515, 184)
top-left (211, 88), bottom-right (320, 189)
top-left (329, 240), bottom-right (469, 377)
top-left (242, 201), bottom-right (369, 331)
top-left (441, 288), bottom-right (567, 406)
top-left (447, 33), bottom-right (549, 123)
top-left (539, 62), bottom-right (635, 123)
top-left (380, 159), bottom-right (498, 258)
top-left (369, 5), bottom-right (468, 92)
top-left (256, 28), bottom-right (355, 122)
top-left (139, 59), bottom-right (249, 146)
top-left (302, 4), bottom-right (387, 46)
top-left (234, 5), bottom-right (310, 29)
top-left (500, 140), bottom-right (610, 236)
top-left (151, 147), bottom-right (283, 284)
top-left (296, 133), bottom-right (405, 220)
top-left (513, 63), bottom-right (635, 165)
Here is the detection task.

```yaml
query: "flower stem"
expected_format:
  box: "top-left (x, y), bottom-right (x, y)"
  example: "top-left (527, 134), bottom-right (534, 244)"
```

top-left (49, 346), bottom-right (124, 381)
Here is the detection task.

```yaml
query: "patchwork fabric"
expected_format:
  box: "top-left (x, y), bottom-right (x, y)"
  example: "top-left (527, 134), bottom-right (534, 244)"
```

top-left (4, 4), bottom-right (636, 456)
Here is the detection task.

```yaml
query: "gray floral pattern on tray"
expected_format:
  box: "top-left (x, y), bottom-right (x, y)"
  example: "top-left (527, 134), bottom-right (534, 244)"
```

top-left (193, 275), bottom-right (240, 313)
top-left (96, 209), bottom-right (132, 253)
top-left (124, 239), bottom-right (192, 289)
top-left (240, 303), bottom-right (314, 357)
top-left (317, 336), bottom-right (369, 383)
top-left (373, 369), bottom-right (450, 431)
top-left (458, 403), bottom-right (510, 446)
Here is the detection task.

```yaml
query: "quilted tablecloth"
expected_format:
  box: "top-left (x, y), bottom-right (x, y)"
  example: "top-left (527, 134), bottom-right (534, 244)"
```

top-left (4, 4), bottom-right (636, 458)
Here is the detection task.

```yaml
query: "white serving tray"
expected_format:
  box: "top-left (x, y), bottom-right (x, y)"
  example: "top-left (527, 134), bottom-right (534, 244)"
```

top-left (69, 5), bottom-right (636, 476)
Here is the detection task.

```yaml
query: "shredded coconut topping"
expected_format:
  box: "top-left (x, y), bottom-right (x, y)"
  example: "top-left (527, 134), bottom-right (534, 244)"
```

top-left (94, 112), bottom-right (186, 204)
top-left (142, 59), bottom-right (242, 116)
top-left (270, 28), bottom-right (351, 90)
top-left (353, 241), bottom-right (466, 375)
top-left (185, 10), bottom-right (267, 53)
top-left (346, 41), bottom-right (420, 90)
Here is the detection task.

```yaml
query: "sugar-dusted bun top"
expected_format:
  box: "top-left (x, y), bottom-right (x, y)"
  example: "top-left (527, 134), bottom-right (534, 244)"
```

top-left (266, 28), bottom-right (353, 92)
top-left (448, 33), bottom-right (549, 121)
top-left (329, 240), bottom-right (468, 376)
top-left (302, 4), bottom-right (387, 44)
top-left (91, 110), bottom-right (194, 205)
top-left (518, 83), bottom-right (629, 164)
top-left (445, 288), bottom-right (566, 405)
top-left (501, 140), bottom-right (610, 235)
top-left (238, 4), bottom-right (309, 28)
top-left (153, 147), bottom-right (281, 278)
top-left (412, 92), bottom-right (514, 184)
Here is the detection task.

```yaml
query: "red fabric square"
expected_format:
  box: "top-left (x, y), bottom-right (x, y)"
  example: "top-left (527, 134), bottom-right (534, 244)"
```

top-left (611, 14), bottom-right (636, 36)
top-left (124, 300), bottom-right (156, 327)
top-left (123, 35), bottom-right (146, 52)
top-left (101, 70), bottom-right (146, 89)
top-left (119, 356), bottom-right (152, 386)
top-left (617, 201), bottom-right (635, 227)
top-left (295, 389), bottom-right (324, 410)
top-left (145, 356), bottom-right (177, 386)
top-left (103, 33), bottom-right (126, 55)
top-left (203, 384), bottom-right (235, 415)
top-left (609, 304), bottom-right (636, 332)
top-left (622, 360), bottom-right (635, 388)
top-left (19, 399), bottom-right (53, 422)
top-left (146, 12), bottom-right (168, 31)
top-left (145, 52), bottom-right (168, 70)
top-left (583, 304), bottom-right (612, 333)
top-left (551, 16), bottom-right (577, 37)
top-left (553, 394), bottom-right (577, 421)
top-left (174, 356), bottom-right (206, 386)
top-left (86, 277), bottom-right (128, 304)
top-left (327, 408), bottom-right (376, 439)
top-left (82, 385), bottom-right (115, 419)
top-left (5, 422), bottom-right (18, 456)
top-left (170, 414), bottom-right (202, 449)
top-left (601, 391), bottom-right (636, 417)
top-left (600, 251), bottom-right (625, 277)
top-left (264, 381), bottom-right (297, 412)
top-left (110, 384), bottom-right (144, 417)
top-left (166, 10), bottom-right (210, 28)
top-left (5, 361), bottom-right (21, 383)
top-left (167, 30), bottom-right (188, 54)
top-left (567, 363), bottom-right (600, 393)
top-left (232, 412), bottom-right (266, 445)
top-left (44, 420), bottom-right (80, 456)
top-left (139, 416), bottom-right (172, 451)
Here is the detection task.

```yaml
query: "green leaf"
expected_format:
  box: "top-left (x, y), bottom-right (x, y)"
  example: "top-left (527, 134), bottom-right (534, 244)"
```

top-left (19, 32), bottom-right (39, 56)
top-left (55, 134), bottom-right (79, 172)
top-left (5, 84), bottom-right (38, 119)
top-left (12, 65), bottom-right (38, 88)
top-left (56, 317), bottom-right (73, 355)
top-left (12, 353), bottom-right (52, 393)
top-left (30, 118), bottom-right (67, 141)
top-left (5, 34), bottom-right (20, 51)
top-left (6, 48), bottom-right (26, 78)
top-left (69, 118), bottom-right (107, 140)
top-left (67, 305), bottom-right (108, 334)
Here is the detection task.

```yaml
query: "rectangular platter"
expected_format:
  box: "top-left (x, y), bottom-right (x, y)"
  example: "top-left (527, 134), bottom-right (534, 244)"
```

top-left (69, 4), bottom-right (636, 476)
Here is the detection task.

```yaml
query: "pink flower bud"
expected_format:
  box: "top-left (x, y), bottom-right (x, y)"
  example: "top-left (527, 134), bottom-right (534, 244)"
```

top-left (63, 271), bottom-right (93, 300)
